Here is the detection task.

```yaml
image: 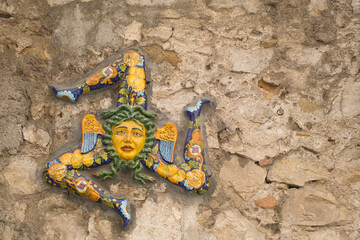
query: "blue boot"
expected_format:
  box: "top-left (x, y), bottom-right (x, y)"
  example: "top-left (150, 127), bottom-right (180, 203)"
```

top-left (186, 99), bottom-right (210, 120)
top-left (113, 198), bottom-right (131, 227)
top-left (53, 87), bottom-right (83, 103)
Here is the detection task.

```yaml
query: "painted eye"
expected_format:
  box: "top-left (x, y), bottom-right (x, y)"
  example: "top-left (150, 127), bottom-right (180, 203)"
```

top-left (133, 132), bottom-right (142, 137)
top-left (116, 130), bottom-right (125, 135)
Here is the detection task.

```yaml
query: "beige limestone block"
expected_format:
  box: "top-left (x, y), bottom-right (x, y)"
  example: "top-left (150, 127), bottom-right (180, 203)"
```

top-left (1, 225), bottom-right (14, 240)
top-left (211, 209), bottom-right (266, 239)
top-left (205, 24), bottom-right (247, 40)
top-left (43, 212), bottom-right (88, 240)
top-left (23, 124), bottom-right (50, 148)
top-left (53, 5), bottom-right (94, 55)
top-left (125, 0), bottom-right (178, 6)
top-left (150, 182), bottom-right (167, 193)
top-left (206, 135), bottom-right (220, 149)
top-left (308, 0), bottom-right (328, 16)
top-left (277, 66), bottom-right (311, 89)
top-left (164, 24), bottom-right (212, 55)
top-left (267, 150), bottom-right (330, 187)
top-left (183, 204), bottom-right (215, 240)
top-left (352, 0), bottom-right (360, 13)
top-left (95, 19), bottom-right (119, 48)
top-left (308, 229), bottom-right (342, 240)
top-left (14, 202), bottom-right (27, 222)
top-left (287, 47), bottom-right (323, 66)
top-left (341, 79), bottom-right (360, 118)
top-left (124, 194), bottom-right (183, 240)
top-left (99, 97), bottom-right (113, 110)
top-left (286, 133), bottom-right (333, 155)
top-left (125, 20), bottom-right (142, 42)
top-left (97, 220), bottom-right (114, 240)
top-left (143, 25), bottom-right (173, 42)
top-left (37, 195), bottom-right (68, 212)
top-left (227, 47), bottom-right (273, 73)
top-left (197, 209), bottom-right (212, 227)
top-left (2, 157), bottom-right (46, 195)
top-left (242, 0), bottom-right (262, 13)
top-left (109, 183), bottom-right (147, 201)
top-left (54, 99), bottom-right (90, 134)
top-left (0, 120), bottom-right (23, 155)
top-left (208, 0), bottom-right (261, 13)
top-left (161, 9), bottom-right (181, 19)
top-left (47, 0), bottom-right (74, 7)
top-left (221, 132), bottom-right (281, 162)
top-left (219, 156), bottom-right (267, 199)
top-left (14, 34), bottom-right (33, 54)
top-left (227, 97), bottom-right (274, 124)
top-left (282, 186), bottom-right (351, 226)
top-left (152, 90), bottom-right (198, 125)
top-left (86, 217), bottom-right (101, 240)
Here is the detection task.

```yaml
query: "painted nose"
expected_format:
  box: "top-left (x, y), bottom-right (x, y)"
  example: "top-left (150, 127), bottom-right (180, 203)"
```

top-left (125, 132), bottom-right (131, 141)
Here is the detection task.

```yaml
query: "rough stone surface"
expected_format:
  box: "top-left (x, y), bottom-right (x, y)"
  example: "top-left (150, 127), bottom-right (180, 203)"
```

top-left (286, 47), bottom-right (323, 66)
top-left (0, 121), bottom-right (23, 155)
top-left (124, 195), bottom-right (183, 240)
top-left (267, 150), bottom-right (331, 187)
top-left (1, 0), bottom-right (359, 239)
top-left (282, 186), bottom-right (350, 227)
top-left (308, 230), bottom-right (343, 240)
top-left (14, 202), bottom-right (27, 222)
top-left (43, 212), bottom-right (88, 240)
top-left (208, 0), bottom-right (262, 13)
top-left (228, 47), bottom-right (274, 73)
top-left (47, 0), bottom-right (74, 7)
top-left (341, 79), bottom-right (360, 118)
top-left (212, 209), bottom-right (266, 239)
top-left (219, 156), bottom-right (267, 199)
top-left (143, 25), bottom-right (173, 42)
top-left (0, 63), bottom-right (28, 155)
top-left (352, 0), bottom-right (360, 13)
top-left (53, 5), bottom-right (95, 55)
top-left (124, 20), bottom-right (142, 43)
top-left (125, 0), bottom-right (179, 6)
top-left (97, 220), bottom-right (114, 240)
top-left (23, 124), bottom-right (51, 148)
top-left (1, 157), bottom-right (46, 195)
top-left (308, 0), bottom-right (328, 16)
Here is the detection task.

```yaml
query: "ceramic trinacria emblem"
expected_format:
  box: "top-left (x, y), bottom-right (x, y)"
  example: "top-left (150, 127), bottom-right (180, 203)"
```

top-left (43, 49), bottom-right (211, 227)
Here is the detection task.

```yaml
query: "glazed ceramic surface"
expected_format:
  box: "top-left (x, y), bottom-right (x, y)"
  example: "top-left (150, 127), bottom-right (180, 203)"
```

top-left (44, 49), bottom-right (210, 227)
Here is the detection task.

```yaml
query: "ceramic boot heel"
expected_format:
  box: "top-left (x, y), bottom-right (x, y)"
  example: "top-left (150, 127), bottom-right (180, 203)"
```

top-left (186, 99), bottom-right (210, 120)
top-left (112, 198), bottom-right (131, 227)
top-left (53, 86), bottom-right (83, 103)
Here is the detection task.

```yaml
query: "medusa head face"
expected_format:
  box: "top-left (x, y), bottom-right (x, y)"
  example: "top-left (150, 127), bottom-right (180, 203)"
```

top-left (111, 121), bottom-right (147, 161)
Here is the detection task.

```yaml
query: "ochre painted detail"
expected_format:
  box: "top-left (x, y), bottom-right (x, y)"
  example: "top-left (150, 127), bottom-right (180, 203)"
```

top-left (155, 123), bottom-right (177, 142)
top-left (82, 114), bottom-right (105, 134)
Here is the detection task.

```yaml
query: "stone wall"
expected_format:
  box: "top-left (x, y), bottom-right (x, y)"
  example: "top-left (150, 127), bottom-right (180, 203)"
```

top-left (0, 0), bottom-right (359, 239)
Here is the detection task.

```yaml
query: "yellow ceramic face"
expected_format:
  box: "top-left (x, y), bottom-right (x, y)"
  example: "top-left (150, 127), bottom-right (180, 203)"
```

top-left (112, 120), bottom-right (146, 161)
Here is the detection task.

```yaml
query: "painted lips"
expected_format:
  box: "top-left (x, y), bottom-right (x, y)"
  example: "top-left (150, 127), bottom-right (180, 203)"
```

top-left (121, 145), bottom-right (134, 151)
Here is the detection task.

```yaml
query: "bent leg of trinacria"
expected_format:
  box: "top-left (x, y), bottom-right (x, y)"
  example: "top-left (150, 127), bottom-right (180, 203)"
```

top-left (183, 99), bottom-right (211, 193)
top-left (141, 99), bottom-right (211, 194)
top-left (52, 56), bottom-right (124, 102)
top-left (53, 49), bottom-right (148, 105)
top-left (43, 146), bottom-right (131, 227)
